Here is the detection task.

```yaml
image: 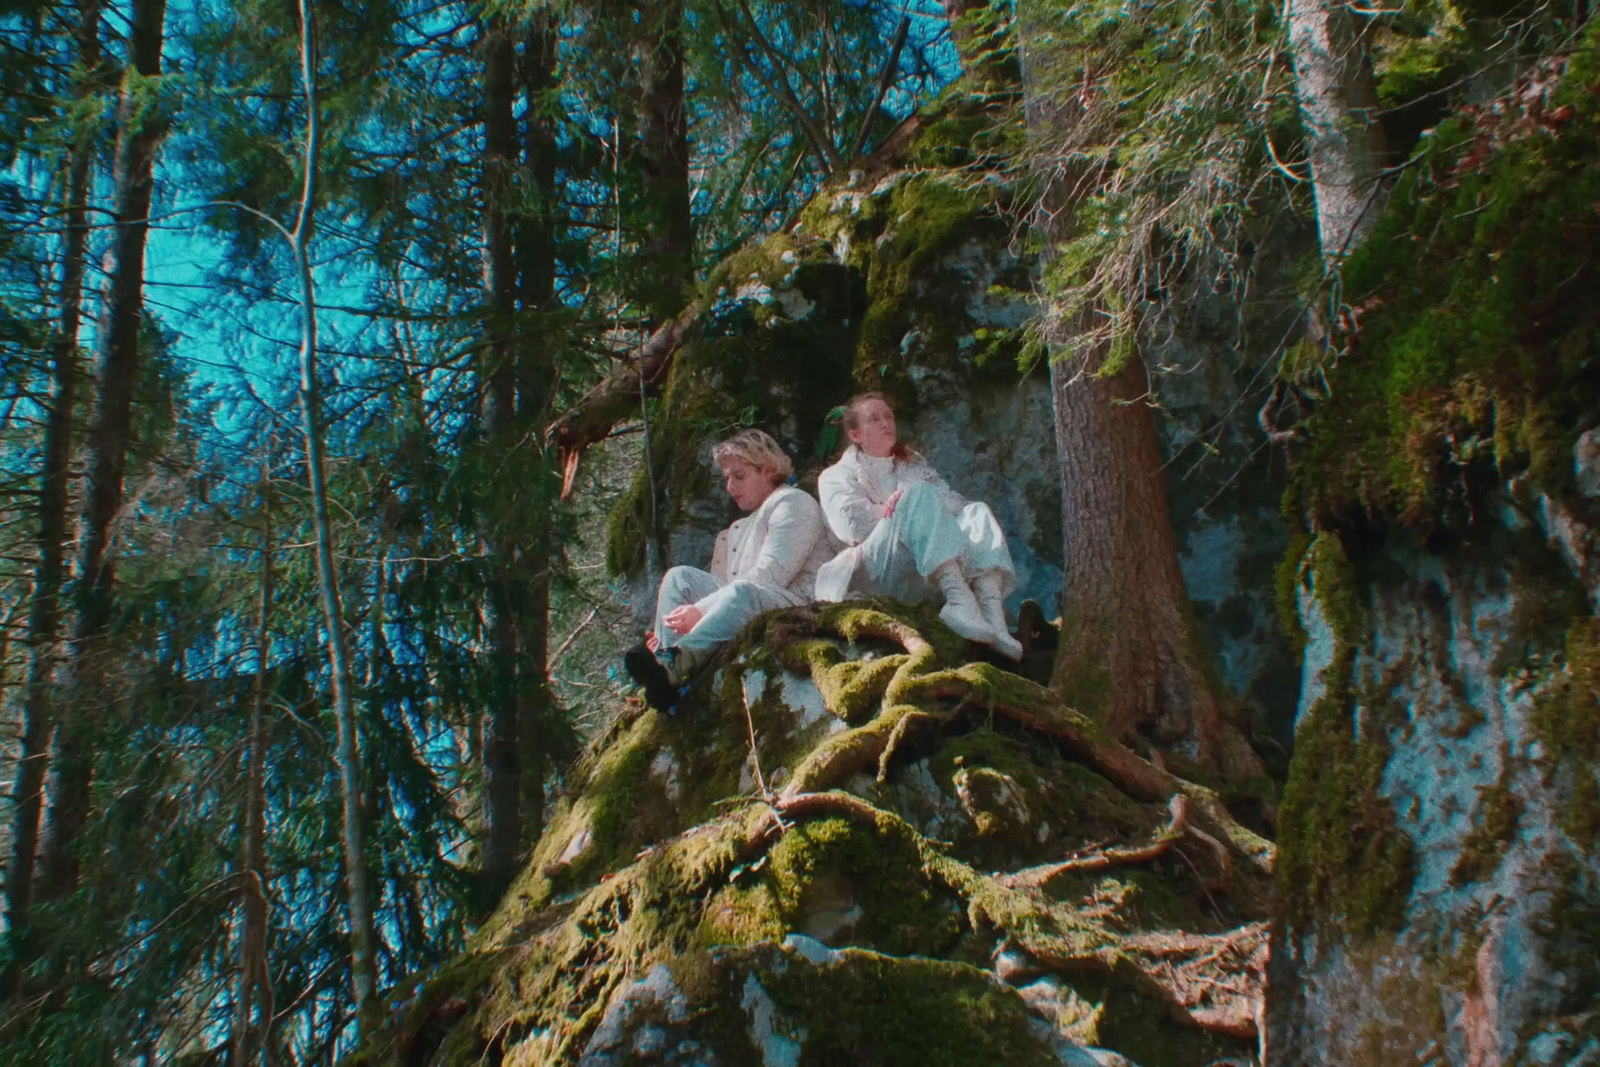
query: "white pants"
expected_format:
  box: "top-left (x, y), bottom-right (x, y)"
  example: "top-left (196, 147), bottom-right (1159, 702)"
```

top-left (829, 481), bottom-right (1016, 602)
top-left (653, 566), bottom-right (804, 654)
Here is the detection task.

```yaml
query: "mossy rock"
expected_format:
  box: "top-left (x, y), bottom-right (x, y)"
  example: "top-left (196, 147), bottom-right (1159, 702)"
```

top-left (355, 599), bottom-right (1272, 1066)
top-left (606, 88), bottom-right (1037, 577)
top-left (1286, 34), bottom-right (1600, 527)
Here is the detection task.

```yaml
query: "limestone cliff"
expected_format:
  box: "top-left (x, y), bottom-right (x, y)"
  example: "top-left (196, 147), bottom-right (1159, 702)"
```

top-left (1267, 38), bottom-right (1600, 1065)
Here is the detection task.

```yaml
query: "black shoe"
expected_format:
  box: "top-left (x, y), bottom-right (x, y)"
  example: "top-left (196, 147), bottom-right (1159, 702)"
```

top-left (624, 644), bottom-right (680, 712)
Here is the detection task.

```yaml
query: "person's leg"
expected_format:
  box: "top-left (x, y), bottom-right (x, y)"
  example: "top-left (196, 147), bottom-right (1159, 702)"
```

top-left (955, 502), bottom-right (1017, 585)
top-left (672, 580), bottom-right (798, 656)
top-left (853, 483), bottom-right (997, 644)
top-left (630, 566), bottom-right (726, 711)
top-left (653, 566), bottom-right (726, 651)
top-left (972, 570), bottom-right (1022, 660)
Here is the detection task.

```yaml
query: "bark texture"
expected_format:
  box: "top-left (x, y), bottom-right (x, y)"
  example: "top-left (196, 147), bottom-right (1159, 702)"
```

top-left (1019, 5), bottom-right (1261, 779)
top-left (632, 0), bottom-right (693, 323)
top-left (4, 0), bottom-right (100, 971)
top-left (1287, 0), bottom-right (1387, 258)
top-left (37, 0), bottom-right (167, 904)
top-left (1047, 348), bottom-right (1251, 777)
top-left (479, 11), bottom-right (523, 889)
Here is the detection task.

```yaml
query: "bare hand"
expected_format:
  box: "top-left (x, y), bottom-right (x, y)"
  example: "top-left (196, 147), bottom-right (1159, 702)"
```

top-left (881, 488), bottom-right (905, 519)
top-left (664, 604), bottom-right (703, 635)
top-left (645, 632), bottom-right (660, 652)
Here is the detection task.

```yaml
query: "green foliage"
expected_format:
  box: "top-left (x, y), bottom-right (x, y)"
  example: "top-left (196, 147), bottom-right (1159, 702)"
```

top-left (1022, 0), bottom-right (1291, 358)
top-left (1289, 34), bottom-right (1600, 523)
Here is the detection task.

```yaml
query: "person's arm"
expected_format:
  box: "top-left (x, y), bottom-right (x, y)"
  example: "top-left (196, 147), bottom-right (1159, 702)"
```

top-left (819, 466), bottom-right (880, 545)
top-left (742, 491), bottom-right (823, 590)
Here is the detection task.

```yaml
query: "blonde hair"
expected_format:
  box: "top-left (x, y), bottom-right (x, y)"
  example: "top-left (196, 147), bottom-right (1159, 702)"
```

top-left (711, 428), bottom-right (792, 486)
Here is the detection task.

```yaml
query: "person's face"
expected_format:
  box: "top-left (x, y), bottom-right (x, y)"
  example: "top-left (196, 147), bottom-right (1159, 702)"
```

top-left (845, 398), bottom-right (897, 458)
top-left (720, 457), bottom-right (777, 512)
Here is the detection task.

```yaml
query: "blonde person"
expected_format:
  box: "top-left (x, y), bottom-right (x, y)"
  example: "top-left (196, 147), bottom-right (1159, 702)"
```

top-left (815, 392), bottom-right (1022, 659)
top-left (625, 428), bottom-right (834, 711)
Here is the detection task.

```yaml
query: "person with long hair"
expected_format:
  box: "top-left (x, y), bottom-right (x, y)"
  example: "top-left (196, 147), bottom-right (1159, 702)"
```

top-left (815, 392), bottom-right (1022, 659)
top-left (624, 428), bottom-right (834, 711)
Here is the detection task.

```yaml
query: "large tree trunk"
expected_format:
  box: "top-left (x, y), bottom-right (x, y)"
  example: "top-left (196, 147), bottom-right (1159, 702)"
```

top-left (478, 10), bottom-right (522, 889)
top-left (1287, 0), bottom-right (1387, 259)
top-left (36, 0), bottom-right (165, 904)
top-left (233, 471), bottom-right (273, 1064)
top-left (632, 0), bottom-right (693, 324)
top-left (1047, 346), bottom-right (1256, 777)
top-left (4, 0), bottom-right (100, 979)
top-left (1020, 3), bottom-right (1260, 780)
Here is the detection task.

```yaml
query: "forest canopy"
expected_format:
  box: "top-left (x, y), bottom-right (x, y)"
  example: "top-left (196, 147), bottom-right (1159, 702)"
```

top-left (0, 0), bottom-right (1594, 1059)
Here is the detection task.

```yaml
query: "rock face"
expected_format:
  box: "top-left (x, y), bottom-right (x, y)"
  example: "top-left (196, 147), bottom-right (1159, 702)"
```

top-left (1268, 491), bottom-right (1600, 1066)
top-left (1267, 42), bottom-right (1600, 1066)
top-left (356, 601), bottom-right (1275, 1067)
top-left (605, 89), bottom-right (1302, 733)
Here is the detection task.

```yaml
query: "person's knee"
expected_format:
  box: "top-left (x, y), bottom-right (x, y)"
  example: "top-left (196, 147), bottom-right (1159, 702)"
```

top-left (901, 481), bottom-right (940, 507)
top-left (722, 580), bottom-right (766, 606)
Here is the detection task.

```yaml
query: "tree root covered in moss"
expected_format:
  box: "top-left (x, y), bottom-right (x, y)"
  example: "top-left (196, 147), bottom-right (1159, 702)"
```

top-left (369, 602), bottom-right (1275, 1064)
top-left (744, 788), bottom-right (1267, 1041)
top-left (999, 795), bottom-right (1190, 888)
top-left (772, 604), bottom-right (1276, 877)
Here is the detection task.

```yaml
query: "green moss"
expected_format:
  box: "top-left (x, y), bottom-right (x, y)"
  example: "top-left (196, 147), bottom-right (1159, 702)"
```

top-left (929, 729), bottom-right (1043, 795)
top-left (1276, 526), bottom-right (1313, 656)
top-left (1449, 746), bottom-right (1526, 885)
top-left (854, 172), bottom-right (1014, 399)
top-left (1289, 36), bottom-right (1600, 525)
top-left (763, 951), bottom-right (1059, 1067)
top-left (767, 816), bottom-right (962, 956)
top-left (1277, 531), bottom-right (1417, 939)
top-left (695, 882), bottom-right (787, 949)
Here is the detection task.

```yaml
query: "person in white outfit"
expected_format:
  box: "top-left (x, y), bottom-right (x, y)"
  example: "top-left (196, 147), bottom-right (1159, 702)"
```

top-left (815, 393), bottom-right (1022, 659)
top-left (624, 428), bottom-right (834, 711)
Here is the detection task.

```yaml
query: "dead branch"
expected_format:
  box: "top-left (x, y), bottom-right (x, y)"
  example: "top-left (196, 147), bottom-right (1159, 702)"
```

top-left (545, 309), bottom-right (697, 499)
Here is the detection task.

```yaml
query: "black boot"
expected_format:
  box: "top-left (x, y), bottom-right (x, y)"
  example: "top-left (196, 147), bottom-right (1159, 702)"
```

top-left (624, 644), bottom-right (680, 712)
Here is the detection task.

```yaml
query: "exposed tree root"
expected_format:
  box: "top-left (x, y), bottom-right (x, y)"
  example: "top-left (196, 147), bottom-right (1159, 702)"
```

top-left (998, 795), bottom-right (1189, 889)
top-left (743, 789), bottom-right (1266, 1041)
top-left (877, 707), bottom-right (953, 781)
top-left (782, 609), bottom-right (1276, 876)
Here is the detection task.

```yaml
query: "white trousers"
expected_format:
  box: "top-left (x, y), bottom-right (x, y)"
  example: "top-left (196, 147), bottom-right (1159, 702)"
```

top-left (852, 481), bottom-right (1016, 601)
top-left (652, 566), bottom-right (804, 654)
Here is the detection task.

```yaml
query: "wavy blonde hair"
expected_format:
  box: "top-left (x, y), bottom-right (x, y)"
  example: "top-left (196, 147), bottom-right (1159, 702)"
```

top-left (711, 428), bottom-right (793, 486)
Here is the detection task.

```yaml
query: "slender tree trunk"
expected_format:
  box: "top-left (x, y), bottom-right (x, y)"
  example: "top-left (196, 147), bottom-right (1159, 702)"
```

top-left (1019, 5), bottom-right (1261, 779)
top-left (1287, 0), bottom-right (1387, 259)
top-left (478, 12), bottom-right (523, 890)
top-left (233, 471), bottom-right (273, 1065)
top-left (4, 0), bottom-right (100, 979)
top-left (36, 0), bottom-right (165, 904)
top-left (289, 0), bottom-right (379, 1017)
top-left (516, 14), bottom-right (560, 844)
top-left (633, 0), bottom-right (692, 324)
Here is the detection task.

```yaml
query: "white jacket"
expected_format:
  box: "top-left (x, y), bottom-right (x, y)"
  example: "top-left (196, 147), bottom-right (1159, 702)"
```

top-left (706, 484), bottom-right (834, 601)
top-left (817, 445), bottom-right (964, 546)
